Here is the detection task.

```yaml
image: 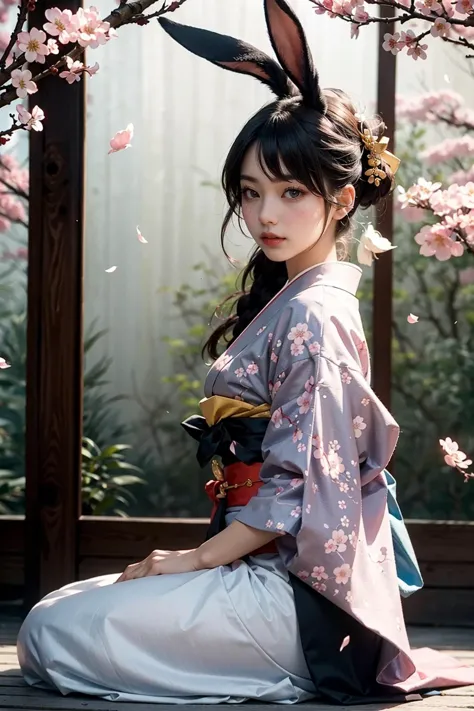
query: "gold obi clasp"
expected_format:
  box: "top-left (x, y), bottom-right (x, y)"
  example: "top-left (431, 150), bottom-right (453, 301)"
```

top-left (211, 458), bottom-right (258, 499)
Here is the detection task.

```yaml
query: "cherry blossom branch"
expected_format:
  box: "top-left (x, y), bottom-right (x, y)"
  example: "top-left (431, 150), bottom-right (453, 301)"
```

top-left (0, 0), bottom-right (189, 107)
top-left (440, 438), bottom-right (474, 482)
top-left (0, 0), bottom-right (29, 72)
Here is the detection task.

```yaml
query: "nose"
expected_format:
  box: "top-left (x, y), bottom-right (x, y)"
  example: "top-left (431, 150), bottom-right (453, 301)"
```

top-left (258, 197), bottom-right (278, 227)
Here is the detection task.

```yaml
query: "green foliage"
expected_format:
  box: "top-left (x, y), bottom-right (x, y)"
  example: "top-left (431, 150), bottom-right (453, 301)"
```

top-left (81, 438), bottom-right (145, 516)
top-left (0, 264), bottom-right (143, 516)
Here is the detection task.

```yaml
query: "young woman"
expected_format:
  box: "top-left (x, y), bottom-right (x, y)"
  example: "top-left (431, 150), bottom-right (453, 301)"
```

top-left (17, 0), bottom-right (474, 704)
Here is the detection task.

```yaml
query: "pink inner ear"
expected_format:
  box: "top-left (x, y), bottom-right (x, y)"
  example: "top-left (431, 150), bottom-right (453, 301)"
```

top-left (220, 60), bottom-right (271, 82)
top-left (266, 0), bottom-right (306, 87)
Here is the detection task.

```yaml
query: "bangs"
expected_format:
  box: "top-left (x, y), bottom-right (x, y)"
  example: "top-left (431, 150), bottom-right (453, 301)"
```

top-left (253, 115), bottom-right (328, 198)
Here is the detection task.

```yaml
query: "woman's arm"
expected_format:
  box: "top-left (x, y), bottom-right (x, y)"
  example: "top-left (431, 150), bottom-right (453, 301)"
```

top-left (196, 520), bottom-right (280, 569)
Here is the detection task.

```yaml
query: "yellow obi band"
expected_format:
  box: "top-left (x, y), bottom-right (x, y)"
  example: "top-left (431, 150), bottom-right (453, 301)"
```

top-left (199, 396), bottom-right (271, 426)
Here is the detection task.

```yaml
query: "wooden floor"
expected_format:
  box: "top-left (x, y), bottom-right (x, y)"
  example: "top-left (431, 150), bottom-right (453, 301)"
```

top-left (1, 618), bottom-right (473, 710)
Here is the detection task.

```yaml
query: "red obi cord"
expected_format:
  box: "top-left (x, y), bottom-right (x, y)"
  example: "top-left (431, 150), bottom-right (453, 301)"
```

top-left (205, 461), bottom-right (277, 556)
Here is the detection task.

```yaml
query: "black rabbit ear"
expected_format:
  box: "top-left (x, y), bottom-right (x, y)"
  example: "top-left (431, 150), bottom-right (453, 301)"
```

top-left (264, 0), bottom-right (326, 112)
top-left (158, 17), bottom-right (297, 99)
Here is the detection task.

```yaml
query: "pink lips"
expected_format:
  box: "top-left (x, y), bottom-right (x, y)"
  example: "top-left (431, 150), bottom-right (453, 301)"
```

top-left (261, 231), bottom-right (286, 247)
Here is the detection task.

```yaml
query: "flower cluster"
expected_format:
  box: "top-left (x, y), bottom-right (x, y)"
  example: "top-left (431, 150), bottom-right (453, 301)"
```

top-left (440, 438), bottom-right (474, 482)
top-left (311, 0), bottom-right (474, 59)
top-left (398, 179), bottom-right (474, 260)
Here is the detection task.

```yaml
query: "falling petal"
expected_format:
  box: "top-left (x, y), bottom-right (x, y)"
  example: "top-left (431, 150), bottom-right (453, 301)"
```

top-left (340, 635), bottom-right (351, 651)
top-left (229, 441), bottom-right (237, 455)
top-left (443, 74), bottom-right (450, 83)
top-left (105, 265), bottom-right (117, 273)
top-left (136, 226), bottom-right (148, 244)
top-left (407, 313), bottom-right (419, 324)
top-left (0, 358), bottom-right (11, 369)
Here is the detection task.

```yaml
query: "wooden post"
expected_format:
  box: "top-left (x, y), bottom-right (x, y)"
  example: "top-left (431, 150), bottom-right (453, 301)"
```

top-left (373, 7), bottom-right (397, 411)
top-left (24, 1), bottom-right (84, 610)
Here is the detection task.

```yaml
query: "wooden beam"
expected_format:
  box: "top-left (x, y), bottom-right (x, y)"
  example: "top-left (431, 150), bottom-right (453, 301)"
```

top-left (24, 0), bottom-right (84, 610)
top-left (373, 6), bottom-right (397, 410)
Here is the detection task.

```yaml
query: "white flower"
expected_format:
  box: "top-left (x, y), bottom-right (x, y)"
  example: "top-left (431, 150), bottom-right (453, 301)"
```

top-left (11, 66), bottom-right (37, 99)
top-left (357, 223), bottom-right (397, 267)
top-left (16, 104), bottom-right (45, 131)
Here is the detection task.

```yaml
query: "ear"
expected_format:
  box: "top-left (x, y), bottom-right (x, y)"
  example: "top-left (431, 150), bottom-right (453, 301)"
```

top-left (158, 17), bottom-right (297, 99)
top-left (333, 185), bottom-right (356, 220)
top-left (264, 0), bottom-right (326, 112)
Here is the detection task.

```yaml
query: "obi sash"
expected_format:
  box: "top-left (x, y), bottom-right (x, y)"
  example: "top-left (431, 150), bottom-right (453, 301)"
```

top-left (181, 396), bottom-right (276, 555)
top-left (182, 395), bottom-right (423, 597)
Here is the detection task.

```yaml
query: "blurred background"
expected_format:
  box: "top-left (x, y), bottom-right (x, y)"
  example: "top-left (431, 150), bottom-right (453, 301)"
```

top-left (1, 0), bottom-right (473, 521)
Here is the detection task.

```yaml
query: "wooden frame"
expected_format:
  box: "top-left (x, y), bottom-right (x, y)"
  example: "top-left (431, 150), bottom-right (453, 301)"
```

top-left (0, 3), bottom-right (473, 625)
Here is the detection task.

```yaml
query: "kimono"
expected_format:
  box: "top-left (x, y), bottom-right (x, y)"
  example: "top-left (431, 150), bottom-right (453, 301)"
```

top-left (17, 261), bottom-right (474, 704)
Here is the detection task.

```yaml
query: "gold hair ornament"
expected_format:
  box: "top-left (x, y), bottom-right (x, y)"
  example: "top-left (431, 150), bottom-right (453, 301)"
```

top-left (359, 128), bottom-right (400, 187)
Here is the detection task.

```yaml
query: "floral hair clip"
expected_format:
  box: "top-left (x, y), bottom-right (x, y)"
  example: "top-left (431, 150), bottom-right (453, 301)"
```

top-left (359, 127), bottom-right (401, 187)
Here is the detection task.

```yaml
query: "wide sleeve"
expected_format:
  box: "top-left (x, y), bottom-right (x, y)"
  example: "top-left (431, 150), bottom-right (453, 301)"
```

top-left (235, 347), bottom-right (400, 595)
top-left (234, 354), bottom-right (319, 538)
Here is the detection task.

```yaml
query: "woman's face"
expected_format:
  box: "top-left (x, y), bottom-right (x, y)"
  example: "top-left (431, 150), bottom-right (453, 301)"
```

top-left (240, 144), bottom-right (346, 277)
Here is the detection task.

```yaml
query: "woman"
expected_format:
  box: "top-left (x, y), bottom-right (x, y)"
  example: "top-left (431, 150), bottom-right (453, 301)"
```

top-left (17, 0), bottom-right (474, 704)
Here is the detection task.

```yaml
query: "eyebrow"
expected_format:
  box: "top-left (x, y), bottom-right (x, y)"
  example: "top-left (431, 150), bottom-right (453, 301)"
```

top-left (240, 173), bottom-right (294, 184)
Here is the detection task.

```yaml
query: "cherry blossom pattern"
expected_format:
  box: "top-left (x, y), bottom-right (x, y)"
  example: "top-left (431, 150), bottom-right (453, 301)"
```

top-left (287, 322), bottom-right (314, 356)
top-left (213, 352), bottom-right (232, 372)
top-left (353, 415), bottom-right (367, 438)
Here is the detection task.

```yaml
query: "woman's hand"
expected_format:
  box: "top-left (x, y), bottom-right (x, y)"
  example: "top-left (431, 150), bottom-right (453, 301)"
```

top-left (115, 548), bottom-right (202, 583)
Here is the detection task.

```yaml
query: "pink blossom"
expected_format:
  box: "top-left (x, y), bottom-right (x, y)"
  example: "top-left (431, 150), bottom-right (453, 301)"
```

top-left (423, 136), bottom-right (474, 166)
top-left (407, 42), bottom-right (428, 60)
top-left (407, 313), bottom-right (419, 324)
top-left (332, 529), bottom-right (348, 552)
top-left (17, 27), bottom-right (49, 63)
top-left (47, 38), bottom-right (59, 54)
top-left (297, 389), bottom-right (312, 414)
top-left (415, 0), bottom-right (442, 14)
top-left (246, 362), bottom-right (259, 375)
top-left (382, 32), bottom-right (400, 53)
top-left (324, 539), bottom-right (338, 554)
top-left (350, 23), bottom-right (359, 39)
top-left (440, 437), bottom-right (473, 469)
top-left (291, 506), bottom-right (302, 517)
top-left (292, 427), bottom-right (303, 443)
top-left (16, 104), bottom-right (45, 131)
top-left (271, 408), bottom-right (283, 428)
top-left (108, 123), bottom-right (134, 154)
top-left (414, 225), bottom-right (464, 261)
top-left (352, 5), bottom-right (369, 20)
top-left (334, 563), bottom-right (352, 584)
top-left (338, 500), bottom-right (347, 509)
top-left (71, 6), bottom-right (111, 48)
top-left (450, 166), bottom-right (474, 186)
top-left (353, 415), bottom-right (366, 438)
top-left (59, 56), bottom-right (84, 84)
top-left (297, 570), bottom-right (310, 579)
top-left (431, 17), bottom-right (451, 35)
top-left (136, 226), bottom-right (148, 244)
top-left (43, 8), bottom-right (75, 44)
top-left (288, 322), bottom-right (313, 345)
top-left (312, 565), bottom-right (329, 581)
top-left (455, 0), bottom-right (473, 13)
top-left (398, 29), bottom-right (417, 48)
top-left (0, 357), bottom-right (11, 369)
top-left (11, 66), bottom-right (37, 99)
top-left (312, 581), bottom-right (327, 592)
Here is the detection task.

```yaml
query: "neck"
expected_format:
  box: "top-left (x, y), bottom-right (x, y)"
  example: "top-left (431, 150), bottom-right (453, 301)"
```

top-left (285, 228), bottom-right (339, 281)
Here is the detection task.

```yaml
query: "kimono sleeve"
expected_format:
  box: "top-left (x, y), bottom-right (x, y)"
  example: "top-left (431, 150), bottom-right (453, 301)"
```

top-left (234, 354), bottom-right (319, 538)
top-left (235, 351), bottom-right (400, 585)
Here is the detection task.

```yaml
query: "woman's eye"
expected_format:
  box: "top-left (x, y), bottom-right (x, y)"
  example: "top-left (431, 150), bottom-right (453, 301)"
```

top-left (241, 187), bottom-right (258, 199)
top-left (284, 187), bottom-right (304, 199)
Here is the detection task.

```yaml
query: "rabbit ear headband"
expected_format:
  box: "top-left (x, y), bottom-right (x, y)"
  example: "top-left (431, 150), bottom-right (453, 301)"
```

top-left (158, 0), bottom-right (400, 176)
top-left (158, 0), bottom-right (327, 113)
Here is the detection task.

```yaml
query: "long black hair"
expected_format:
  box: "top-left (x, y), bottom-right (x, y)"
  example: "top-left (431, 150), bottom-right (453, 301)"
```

top-left (203, 88), bottom-right (393, 360)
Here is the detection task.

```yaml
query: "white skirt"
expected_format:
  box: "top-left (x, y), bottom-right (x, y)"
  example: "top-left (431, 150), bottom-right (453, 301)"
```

top-left (17, 552), bottom-right (316, 704)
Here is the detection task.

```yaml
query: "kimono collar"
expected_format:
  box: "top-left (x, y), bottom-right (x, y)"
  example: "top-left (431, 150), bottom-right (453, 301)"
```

top-left (287, 261), bottom-right (362, 296)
